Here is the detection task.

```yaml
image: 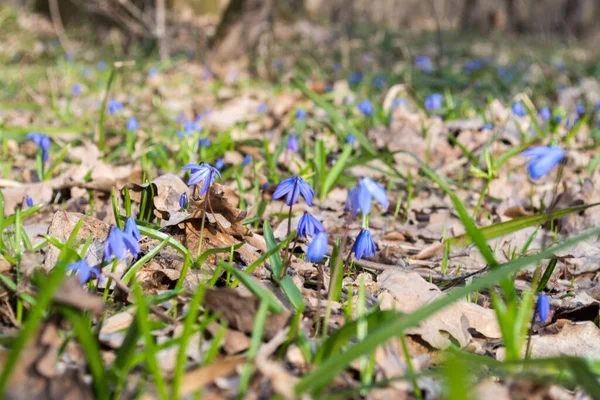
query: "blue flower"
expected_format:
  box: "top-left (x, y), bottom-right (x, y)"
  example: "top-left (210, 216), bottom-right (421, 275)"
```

top-left (356, 177), bottom-right (389, 215)
top-left (348, 72), bottom-right (364, 85)
top-left (512, 102), bottom-right (527, 117)
top-left (71, 84), bottom-right (82, 96)
top-left (346, 134), bottom-right (356, 145)
top-left (67, 259), bottom-right (103, 284)
top-left (297, 212), bottom-right (326, 239)
top-left (372, 75), bottom-right (387, 88)
top-left (257, 103), bottom-right (267, 113)
top-left (424, 94), bottom-right (443, 111)
top-left (306, 232), bottom-right (328, 263)
top-left (179, 192), bottom-right (189, 209)
top-left (345, 187), bottom-right (359, 214)
top-left (576, 105), bottom-right (585, 115)
top-left (539, 106), bottom-right (552, 121)
top-left (25, 196), bottom-right (33, 208)
top-left (287, 135), bottom-right (299, 152)
top-left (97, 61), bottom-right (108, 71)
top-left (26, 132), bottom-right (51, 161)
top-left (353, 229), bottom-right (376, 260)
top-left (521, 146), bottom-right (565, 180)
top-left (295, 108), bottom-right (307, 120)
top-left (104, 227), bottom-right (127, 261)
top-left (198, 138), bottom-right (211, 147)
top-left (415, 55), bottom-right (433, 73)
top-left (482, 123), bottom-right (494, 130)
top-left (215, 158), bottom-right (224, 170)
top-left (108, 99), bottom-right (124, 115)
top-left (181, 163), bottom-right (221, 196)
top-left (554, 115), bottom-right (562, 124)
top-left (124, 217), bottom-right (141, 242)
top-left (272, 176), bottom-right (314, 206)
top-left (536, 293), bottom-right (550, 322)
top-left (242, 154), bottom-right (252, 167)
top-left (358, 100), bottom-right (374, 116)
top-left (126, 117), bottom-right (139, 131)
top-left (183, 120), bottom-right (196, 135)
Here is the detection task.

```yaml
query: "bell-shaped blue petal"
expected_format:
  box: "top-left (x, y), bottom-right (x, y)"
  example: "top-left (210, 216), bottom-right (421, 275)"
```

top-left (537, 293), bottom-right (550, 322)
top-left (424, 94), bottom-right (443, 111)
top-left (512, 101), bottom-right (527, 117)
top-left (104, 227), bottom-right (127, 261)
top-left (287, 135), bottom-right (299, 152)
top-left (127, 117), bottom-right (139, 131)
top-left (183, 163), bottom-right (221, 196)
top-left (539, 106), bottom-right (551, 121)
top-left (124, 217), bottom-right (141, 241)
top-left (306, 232), bottom-right (328, 263)
top-left (522, 146), bottom-right (565, 180)
top-left (358, 100), bottom-right (374, 116)
top-left (272, 176), bottom-right (314, 206)
top-left (353, 229), bottom-right (376, 260)
top-left (297, 212), bottom-right (326, 239)
top-left (180, 192), bottom-right (189, 209)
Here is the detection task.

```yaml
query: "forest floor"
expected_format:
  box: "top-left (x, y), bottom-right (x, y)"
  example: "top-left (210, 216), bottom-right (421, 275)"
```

top-left (1, 5), bottom-right (600, 400)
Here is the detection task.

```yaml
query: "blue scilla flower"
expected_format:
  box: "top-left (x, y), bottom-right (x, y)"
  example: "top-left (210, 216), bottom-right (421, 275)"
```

top-left (482, 123), bottom-right (493, 130)
top-left (108, 99), bottom-right (124, 115)
top-left (424, 94), bottom-right (443, 111)
top-left (181, 163), bottom-right (221, 197)
top-left (353, 229), bottom-right (376, 260)
top-left (536, 293), bottom-right (550, 322)
top-left (358, 100), bottom-right (374, 116)
top-left (25, 196), bottom-right (33, 208)
top-left (539, 106), bottom-right (552, 121)
top-left (295, 108), bottom-right (307, 120)
top-left (297, 212), bottom-right (326, 239)
top-left (67, 259), bottom-right (103, 284)
top-left (512, 102), bottom-right (527, 117)
top-left (287, 135), bottom-right (299, 152)
top-left (26, 132), bottom-right (51, 161)
top-left (346, 134), bottom-right (356, 145)
top-left (198, 138), bottom-right (211, 148)
top-left (554, 115), bottom-right (562, 124)
top-left (415, 55), bottom-right (433, 73)
top-left (179, 192), bottom-right (189, 209)
top-left (521, 146), bottom-right (565, 180)
top-left (71, 83), bottom-right (82, 96)
top-left (215, 158), bottom-right (224, 170)
top-left (97, 61), bottom-right (108, 71)
top-left (372, 75), bottom-right (387, 88)
top-left (348, 72), bottom-right (363, 85)
top-left (306, 232), bottom-right (328, 263)
top-left (126, 117), bottom-right (139, 131)
top-left (257, 103), bottom-right (267, 113)
top-left (183, 120), bottom-right (196, 135)
top-left (104, 224), bottom-right (140, 261)
top-left (124, 217), bottom-right (141, 242)
top-left (242, 154), bottom-right (252, 167)
top-left (356, 177), bottom-right (389, 216)
top-left (272, 176), bottom-right (314, 207)
top-left (576, 105), bottom-right (585, 115)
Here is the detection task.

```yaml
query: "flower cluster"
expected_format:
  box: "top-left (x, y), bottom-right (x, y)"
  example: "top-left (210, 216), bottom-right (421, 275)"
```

top-left (26, 132), bottom-right (51, 162)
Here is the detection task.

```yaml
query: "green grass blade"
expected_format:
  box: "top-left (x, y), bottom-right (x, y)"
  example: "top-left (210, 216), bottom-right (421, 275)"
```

top-left (322, 144), bottom-right (353, 201)
top-left (263, 222), bottom-right (283, 279)
top-left (121, 237), bottom-right (170, 284)
top-left (280, 275), bottom-right (304, 312)
top-left (98, 67), bottom-right (118, 151)
top-left (194, 243), bottom-right (243, 269)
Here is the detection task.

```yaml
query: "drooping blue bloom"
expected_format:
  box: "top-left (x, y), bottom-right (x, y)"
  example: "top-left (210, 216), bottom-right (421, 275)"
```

top-left (295, 108), bottom-right (307, 120)
top-left (576, 105), bottom-right (585, 115)
top-left (358, 100), bottom-right (374, 116)
top-left (179, 192), bottom-right (189, 209)
top-left (348, 72), bottom-right (364, 85)
top-left (272, 176), bottom-right (314, 206)
top-left (539, 106), bottom-right (551, 121)
top-left (372, 75), bottom-right (387, 88)
top-left (297, 212), bottom-right (326, 239)
top-left (215, 158), bottom-right (224, 170)
top-left (71, 84), bottom-right (82, 96)
top-left (482, 123), bottom-right (494, 130)
top-left (124, 217), bottom-right (141, 242)
top-left (25, 196), bottom-right (33, 208)
top-left (257, 103), bottom-right (267, 113)
top-left (554, 115), bottom-right (562, 124)
top-left (181, 163), bottom-right (221, 196)
top-left (512, 102), bottom-right (527, 117)
top-left (536, 293), bottom-right (550, 322)
top-left (424, 94), bottom-right (443, 111)
top-left (198, 138), bottom-right (211, 148)
top-left (356, 177), bottom-right (389, 216)
top-left (108, 99), bottom-right (124, 115)
top-left (415, 55), bottom-right (433, 73)
top-left (346, 135), bottom-right (356, 145)
top-left (97, 61), bottom-right (108, 71)
top-left (67, 259), bottom-right (103, 284)
top-left (287, 135), bottom-right (299, 152)
top-left (242, 154), bottom-right (252, 167)
top-left (353, 229), bottom-right (376, 260)
top-left (26, 132), bottom-right (51, 162)
top-left (521, 146), bottom-right (565, 180)
top-left (126, 117), bottom-right (139, 131)
top-left (104, 226), bottom-right (127, 261)
top-left (183, 120), bottom-right (196, 135)
top-left (306, 232), bottom-right (328, 263)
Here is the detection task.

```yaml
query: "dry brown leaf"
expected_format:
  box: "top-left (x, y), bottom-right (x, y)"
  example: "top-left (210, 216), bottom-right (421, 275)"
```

top-left (378, 270), bottom-right (501, 349)
top-left (53, 277), bottom-right (103, 314)
top-left (180, 355), bottom-right (245, 397)
top-left (529, 321), bottom-right (600, 358)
